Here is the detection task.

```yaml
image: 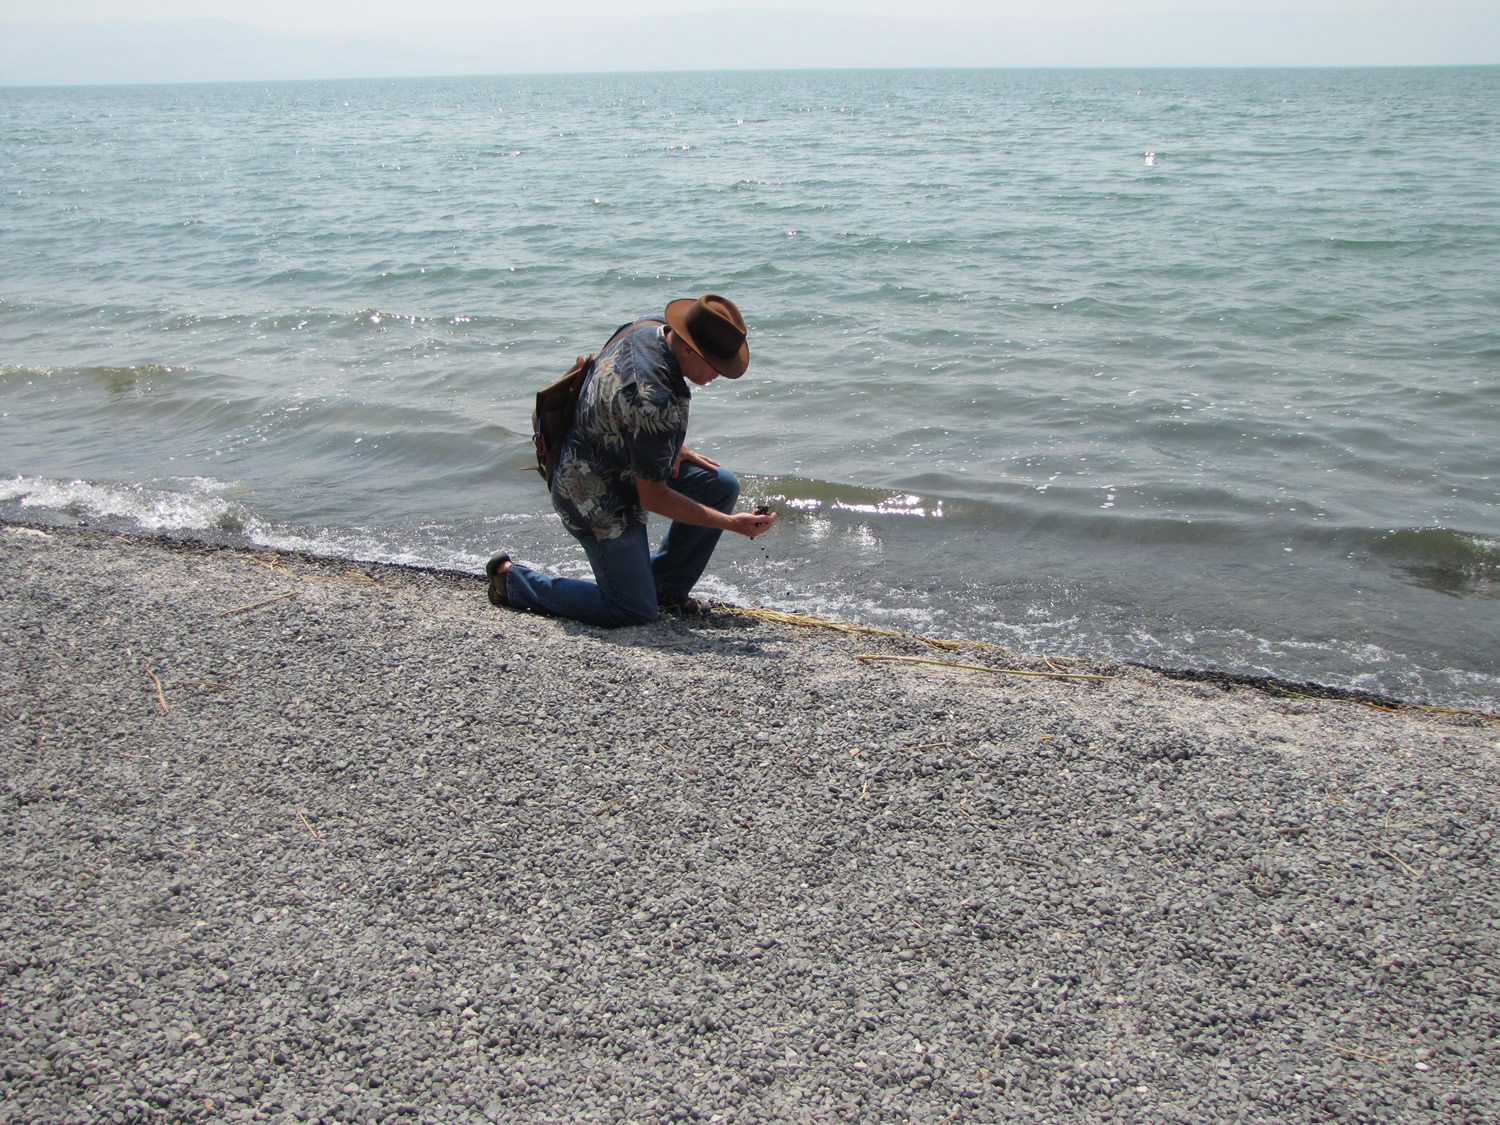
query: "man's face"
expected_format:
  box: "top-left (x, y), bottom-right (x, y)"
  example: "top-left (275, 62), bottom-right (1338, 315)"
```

top-left (671, 332), bottom-right (724, 386)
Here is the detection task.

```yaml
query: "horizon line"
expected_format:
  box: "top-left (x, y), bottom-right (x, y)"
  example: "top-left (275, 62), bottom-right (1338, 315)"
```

top-left (6, 60), bottom-right (1499, 91)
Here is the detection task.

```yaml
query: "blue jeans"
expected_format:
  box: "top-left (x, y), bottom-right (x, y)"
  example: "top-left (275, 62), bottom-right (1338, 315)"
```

top-left (504, 463), bottom-right (739, 627)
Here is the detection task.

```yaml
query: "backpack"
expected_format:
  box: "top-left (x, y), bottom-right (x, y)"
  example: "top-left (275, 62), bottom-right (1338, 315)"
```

top-left (529, 318), bottom-right (664, 487)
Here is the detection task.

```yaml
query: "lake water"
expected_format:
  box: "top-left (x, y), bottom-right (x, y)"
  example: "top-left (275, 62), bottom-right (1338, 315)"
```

top-left (2, 67), bottom-right (1497, 711)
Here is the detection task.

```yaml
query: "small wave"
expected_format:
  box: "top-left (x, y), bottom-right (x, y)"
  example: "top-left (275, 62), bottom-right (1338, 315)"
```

top-left (79, 364), bottom-right (189, 394)
top-left (1370, 526), bottom-right (1500, 599)
top-left (1375, 526), bottom-right (1500, 564)
top-left (724, 261), bottom-right (789, 281)
top-left (1, 363), bottom-right (187, 393)
top-left (1326, 237), bottom-right (1413, 251)
top-left (0, 364), bottom-right (53, 383)
top-left (0, 474), bottom-right (253, 535)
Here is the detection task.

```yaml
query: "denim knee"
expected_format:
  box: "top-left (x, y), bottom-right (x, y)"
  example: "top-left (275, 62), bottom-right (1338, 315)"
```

top-left (718, 467), bottom-right (741, 508)
top-left (685, 463), bottom-right (739, 511)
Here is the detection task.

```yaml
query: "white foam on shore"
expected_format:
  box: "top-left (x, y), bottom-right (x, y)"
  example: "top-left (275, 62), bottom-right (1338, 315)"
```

top-left (0, 473), bottom-right (532, 577)
top-left (1, 474), bottom-right (252, 534)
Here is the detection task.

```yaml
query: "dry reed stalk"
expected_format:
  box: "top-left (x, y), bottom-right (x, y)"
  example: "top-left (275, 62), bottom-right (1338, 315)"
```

top-left (1273, 686), bottom-right (1498, 724)
top-left (1387, 813), bottom-right (1450, 829)
top-left (220, 591), bottom-right (297, 617)
top-left (1004, 855), bottom-right (1047, 868)
top-left (1412, 703), bottom-right (1500, 723)
top-left (728, 606), bottom-right (907, 639)
top-left (142, 660), bottom-right (169, 714)
top-left (855, 654), bottom-right (1116, 681)
top-left (344, 570), bottom-right (399, 590)
top-left (1373, 846), bottom-right (1421, 878)
top-left (725, 606), bottom-right (1018, 655)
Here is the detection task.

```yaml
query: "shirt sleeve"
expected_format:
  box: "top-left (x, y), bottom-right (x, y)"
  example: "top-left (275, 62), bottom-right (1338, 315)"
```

top-left (617, 379), bottom-right (685, 483)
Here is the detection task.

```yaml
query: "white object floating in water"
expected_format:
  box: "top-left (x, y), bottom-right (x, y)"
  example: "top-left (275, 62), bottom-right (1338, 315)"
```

top-left (1144, 151), bottom-right (1157, 166)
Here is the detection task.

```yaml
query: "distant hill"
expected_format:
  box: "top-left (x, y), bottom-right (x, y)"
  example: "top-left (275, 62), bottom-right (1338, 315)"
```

top-left (2, 10), bottom-right (1496, 87)
top-left (0, 19), bottom-right (479, 86)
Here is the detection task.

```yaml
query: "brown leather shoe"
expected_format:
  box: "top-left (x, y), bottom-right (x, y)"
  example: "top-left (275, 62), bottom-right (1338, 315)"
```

top-left (486, 553), bottom-right (512, 608)
top-left (656, 589), bottom-right (701, 616)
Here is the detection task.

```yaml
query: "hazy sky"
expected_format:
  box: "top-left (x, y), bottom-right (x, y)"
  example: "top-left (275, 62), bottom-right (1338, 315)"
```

top-left (1, 0), bottom-right (1472, 36)
top-left (2, 0), bottom-right (1494, 80)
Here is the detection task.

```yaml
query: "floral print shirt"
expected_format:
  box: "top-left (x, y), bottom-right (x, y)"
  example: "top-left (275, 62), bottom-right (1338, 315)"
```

top-left (551, 319), bottom-right (690, 540)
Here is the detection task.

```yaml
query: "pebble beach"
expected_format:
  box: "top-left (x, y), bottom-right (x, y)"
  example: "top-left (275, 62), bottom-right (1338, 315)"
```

top-left (2, 522), bottom-right (1497, 1124)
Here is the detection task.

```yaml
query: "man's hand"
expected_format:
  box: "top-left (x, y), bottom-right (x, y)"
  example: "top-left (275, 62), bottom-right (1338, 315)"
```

top-left (637, 478), bottom-right (777, 539)
top-left (727, 508), bottom-right (777, 539)
top-left (672, 445), bottom-right (721, 477)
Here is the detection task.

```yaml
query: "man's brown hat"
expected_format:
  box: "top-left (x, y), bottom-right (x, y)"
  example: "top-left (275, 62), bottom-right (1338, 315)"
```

top-left (664, 294), bottom-right (750, 378)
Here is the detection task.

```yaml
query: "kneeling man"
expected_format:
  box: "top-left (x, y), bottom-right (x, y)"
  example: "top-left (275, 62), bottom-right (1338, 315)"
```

top-left (488, 294), bottom-right (776, 626)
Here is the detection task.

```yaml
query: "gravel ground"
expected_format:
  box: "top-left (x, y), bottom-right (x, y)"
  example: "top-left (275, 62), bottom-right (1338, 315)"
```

top-left (2, 523), bottom-right (1497, 1125)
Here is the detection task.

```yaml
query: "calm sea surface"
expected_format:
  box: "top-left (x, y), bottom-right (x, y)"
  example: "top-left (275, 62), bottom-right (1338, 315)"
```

top-left (2, 68), bottom-right (1498, 710)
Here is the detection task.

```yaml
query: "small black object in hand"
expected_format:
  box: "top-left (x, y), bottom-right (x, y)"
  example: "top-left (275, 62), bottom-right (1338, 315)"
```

top-left (751, 506), bottom-right (772, 559)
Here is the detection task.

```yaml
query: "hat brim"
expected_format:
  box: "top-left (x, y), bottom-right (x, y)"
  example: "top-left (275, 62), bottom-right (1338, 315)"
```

top-left (665, 297), bottom-right (749, 379)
